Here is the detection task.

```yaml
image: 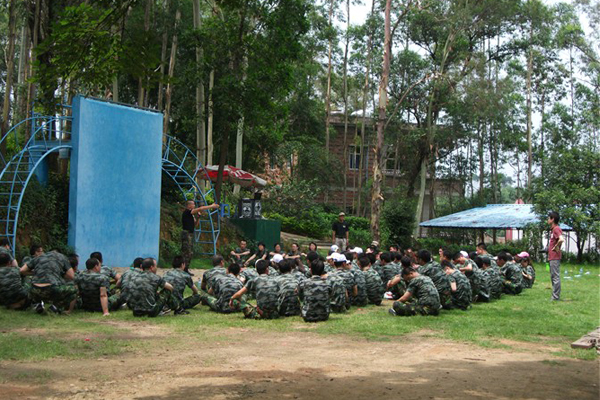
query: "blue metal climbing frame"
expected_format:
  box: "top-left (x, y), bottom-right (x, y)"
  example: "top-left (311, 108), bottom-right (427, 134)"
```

top-left (0, 108), bottom-right (222, 257)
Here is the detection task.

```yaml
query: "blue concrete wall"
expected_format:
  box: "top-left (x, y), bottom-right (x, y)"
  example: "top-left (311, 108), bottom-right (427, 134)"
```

top-left (68, 97), bottom-right (163, 268)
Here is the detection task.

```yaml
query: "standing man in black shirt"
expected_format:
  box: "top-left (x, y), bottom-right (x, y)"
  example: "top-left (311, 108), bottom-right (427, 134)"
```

top-left (182, 200), bottom-right (219, 273)
top-left (332, 212), bottom-right (350, 251)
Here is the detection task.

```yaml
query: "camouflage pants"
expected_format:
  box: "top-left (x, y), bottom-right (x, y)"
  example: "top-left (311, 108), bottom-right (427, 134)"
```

top-left (172, 293), bottom-right (201, 310)
top-left (30, 284), bottom-right (78, 310)
top-left (81, 295), bottom-right (123, 312)
top-left (392, 300), bottom-right (440, 316)
top-left (200, 291), bottom-right (241, 313)
top-left (439, 290), bottom-right (453, 310)
top-left (132, 290), bottom-right (174, 317)
top-left (181, 230), bottom-right (194, 265)
top-left (351, 296), bottom-right (368, 307)
top-left (502, 281), bottom-right (523, 295)
top-left (330, 304), bottom-right (347, 313)
top-left (241, 302), bottom-right (280, 320)
top-left (1, 290), bottom-right (31, 310)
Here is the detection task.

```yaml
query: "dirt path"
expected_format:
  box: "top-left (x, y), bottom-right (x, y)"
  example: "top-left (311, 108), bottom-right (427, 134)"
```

top-left (0, 327), bottom-right (597, 400)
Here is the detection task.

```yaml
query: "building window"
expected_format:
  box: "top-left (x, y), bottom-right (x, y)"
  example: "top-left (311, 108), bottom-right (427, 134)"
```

top-left (349, 145), bottom-right (361, 170)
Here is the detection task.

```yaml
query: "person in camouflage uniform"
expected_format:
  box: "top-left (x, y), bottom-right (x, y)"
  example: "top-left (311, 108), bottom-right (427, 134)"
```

top-left (200, 263), bottom-right (243, 313)
top-left (520, 257), bottom-right (535, 289)
top-left (325, 254), bottom-right (349, 313)
top-left (275, 260), bottom-right (301, 316)
top-left (200, 255), bottom-right (227, 292)
top-left (442, 260), bottom-right (471, 310)
top-left (379, 252), bottom-right (400, 289)
top-left (0, 252), bottom-right (30, 310)
top-left (389, 268), bottom-right (441, 317)
top-left (21, 250), bottom-right (78, 314)
top-left (416, 250), bottom-right (452, 309)
top-left (127, 258), bottom-right (175, 317)
top-left (349, 263), bottom-right (368, 307)
top-left (116, 257), bottom-right (144, 304)
top-left (478, 257), bottom-right (503, 300)
top-left (0, 238), bottom-right (18, 268)
top-left (21, 244), bottom-right (44, 267)
top-left (386, 255), bottom-right (411, 300)
top-left (497, 252), bottom-right (523, 295)
top-left (229, 260), bottom-right (280, 319)
top-left (358, 256), bottom-right (384, 305)
top-left (164, 255), bottom-right (201, 314)
top-left (90, 251), bottom-right (121, 284)
top-left (332, 254), bottom-right (356, 310)
top-left (298, 260), bottom-right (332, 322)
top-left (453, 252), bottom-right (490, 302)
top-left (230, 240), bottom-right (252, 265)
top-left (76, 258), bottom-right (122, 315)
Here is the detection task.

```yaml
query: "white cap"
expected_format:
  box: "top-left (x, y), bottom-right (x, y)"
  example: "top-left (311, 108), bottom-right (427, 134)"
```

top-left (332, 253), bottom-right (348, 263)
top-left (330, 244), bottom-right (339, 253)
top-left (460, 250), bottom-right (469, 258)
top-left (272, 254), bottom-right (284, 263)
top-left (353, 247), bottom-right (363, 254)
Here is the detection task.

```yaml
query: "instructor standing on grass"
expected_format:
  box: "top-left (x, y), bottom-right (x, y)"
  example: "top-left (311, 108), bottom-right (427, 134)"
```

top-left (547, 211), bottom-right (564, 301)
top-left (181, 200), bottom-right (219, 273)
top-left (332, 212), bottom-right (350, 251)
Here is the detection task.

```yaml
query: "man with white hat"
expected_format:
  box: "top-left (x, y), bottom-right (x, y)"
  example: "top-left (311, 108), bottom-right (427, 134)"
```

top-left (332, 212), bottom-right (350, 251)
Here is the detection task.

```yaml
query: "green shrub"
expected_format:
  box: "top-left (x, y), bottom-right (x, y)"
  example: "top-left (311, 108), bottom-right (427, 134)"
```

top-left (381, 198), bottom-right (416, 248)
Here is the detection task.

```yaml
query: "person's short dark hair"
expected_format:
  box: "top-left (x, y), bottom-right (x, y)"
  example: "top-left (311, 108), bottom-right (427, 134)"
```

top-left (474, 256), bottom-right (483, 269)
top-left (497, 252), bottom-right (511, 262)
top-left (86, 257), bottom-right (100, 270)
top-left (142, 258), bottom-right (156, 270)
top-left (394, 252), bottom-right (403, 261)
top-left (90, 251), bottom-right (103, 263)
top-left (344, 252), bottom-right (354, 261)
top-left (310, 260), bottom-right (325, 276)
top-left (228, 263), bottom-right (241, 275)
top-left (306, 251), bottom-right (319, 263)
top-left (309, 241), bottom-right (317, 249)
top-left (389, 251), bottom-right (398, 261)
top-left (68, 254), bottom-right (79, 269)
top-left (0, 252), bottom-right (12, 266)
top-left (0, 238), bottom-right (10, 247)
top-left (273, 242), bottom-right (281, 249)
top-left (133, 257), bottom-right (144, 269)
top-left (468, 251), bottom-right (478, 261)
top-left (400, 255), bottom-right (412, 268)
top-left (417, 249), bottom-right (431, 263)
top-left (401, 267), bottom-right (416, 277)
top-left (257, 242), bottom-right (266, 248)
top-left (255, 259), bottom-right (268, 270)
top-left (441, 260), bottom-right (453, 269)
top-left (451, 252), bottom-right (462, 261)
top-left (256, 260), bottom-right (269, 274)
top-left (212, 255), bottom-right (224, 267)
top-left (367, 253), bottom-right (376, 265)
top-left (358, 256), bottom-right (370, 268)
top-left (477, 242), bottom-right (487, 250)
top-left (30, 244), bottom-right (42, 256)
top-left (279, 259), bottom-right (292, 274)
top-left (548, 211), bottom-right (560, 224)
top-left (334, 260), bottom-right (344, 268)
top-left (442, 250), bottom-right (453, 260)
top-left (380, 252), bottom-right (392, 264)
top-left (172, 255), bottom-right (185, 269)
top-left (481, 256), bottom-right (491, 266)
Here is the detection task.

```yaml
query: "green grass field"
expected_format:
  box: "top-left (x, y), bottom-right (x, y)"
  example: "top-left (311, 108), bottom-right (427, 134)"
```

top-left (1, 263), bottom-right (598, 363)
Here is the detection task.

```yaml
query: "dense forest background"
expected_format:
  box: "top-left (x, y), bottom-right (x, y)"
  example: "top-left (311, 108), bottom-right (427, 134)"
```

top-left (0, 0), bottom-right (598, 261)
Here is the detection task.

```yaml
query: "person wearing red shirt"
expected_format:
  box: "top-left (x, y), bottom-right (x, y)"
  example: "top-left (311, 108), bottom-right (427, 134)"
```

top-left (547, 211), bottom-right (565, 301)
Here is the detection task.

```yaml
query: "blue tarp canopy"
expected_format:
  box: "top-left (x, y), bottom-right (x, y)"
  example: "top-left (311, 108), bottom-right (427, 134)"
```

top-left (420, 204), bottom-right (573, 231)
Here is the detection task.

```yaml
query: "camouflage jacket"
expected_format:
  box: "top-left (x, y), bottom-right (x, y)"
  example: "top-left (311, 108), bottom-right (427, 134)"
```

top-left (276, 273), bottom-right (301, 316)
top-left (100, 265), bottom-right (118, 281)
top-left (501, 262), bottom-right (524, 288)
top-left (0, 247), bottom-right (14, 262)
top-left (381, 262), bottom-right (401, 286)
top-left (240, 267), bottom-right (259, 284)
top-left (483, 267), bottom-right (503, 299)
top-left (522, 265), bottom-right (535, 288)
top-left (119, 268), bottom-right (142, 302)
top-left (468, 267), bottom-right (490, 300)
top-left (350, 268), bottom-right (368, 306)
top-left (127, 271), bottom-right (167, 312)
top-left (407, 275), bottom-right (441, 309)
top-left (448, 270), bottom-right (472, 309)
top-left (326, 273), bottom-right (347, 310)
top-left (363, 268), bottom-right (384, 304)
top-left (164, 269), bottom-right (194, 301)
top-left (28, 251), bottom-right (72, 286)
top-left (0, 266), bottom-right (26, 305)
top-left (76, 270), bottom-right (110, 311)
top-left (213, 274), bottom-right (243, 312)
top-left (418, 261), bottom-right (451, 295)
top-left (333, 269), bottom-right (356, 304)
top-left (203, 266), bottom-right (227, 289)
top-left (245, 274), bottom-right (279, 313)
top-left (298, 276), bottom-right (332, 322)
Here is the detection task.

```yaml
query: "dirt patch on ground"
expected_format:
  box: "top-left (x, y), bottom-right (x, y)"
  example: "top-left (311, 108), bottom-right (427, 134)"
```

top-left (0, 328), bottom-right (597, 400)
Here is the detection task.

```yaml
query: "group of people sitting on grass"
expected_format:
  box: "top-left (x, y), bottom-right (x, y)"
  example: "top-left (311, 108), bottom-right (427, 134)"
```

top-left (0, 237), bottom-right (536, 322)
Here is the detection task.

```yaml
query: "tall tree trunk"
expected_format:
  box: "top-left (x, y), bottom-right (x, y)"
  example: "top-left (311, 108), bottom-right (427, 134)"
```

top-left (137, 0), bottom-right (153, 105)
top-left (356, 0), bottom-right (376, 217)
top-left (207, 70), bottom-right (215, 165)
top-left (540, 88), bottom-right (546, 181)
top-left (16, 23), bottom-right (29, 123)
top-left (193, 0), bottom-right (206, 190)
top-left (1, 0), bottom-right (18, 157)
top-left (324, 0), bottom-right (334, 156)
top-left (428, 145), bottom-right (438, 219)
top-left (477, 120), bottom-right (484, 197)
top-left (525, 19), bottom-right (533, 193)
top-left (157, 0), bottom-right (170, 111)
top-left (163, 8), bottom-right (181, 136)
top-left (25, 0), bottom-right (42, 141)
top-left (370, 0), bottom-right (392, 242)
top-left (342, 0), bottom-right (350, 211)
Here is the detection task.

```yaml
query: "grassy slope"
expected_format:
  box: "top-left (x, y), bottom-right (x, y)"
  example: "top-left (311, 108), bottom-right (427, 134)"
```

top-left (0, 263), bottom-right (598, 362)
